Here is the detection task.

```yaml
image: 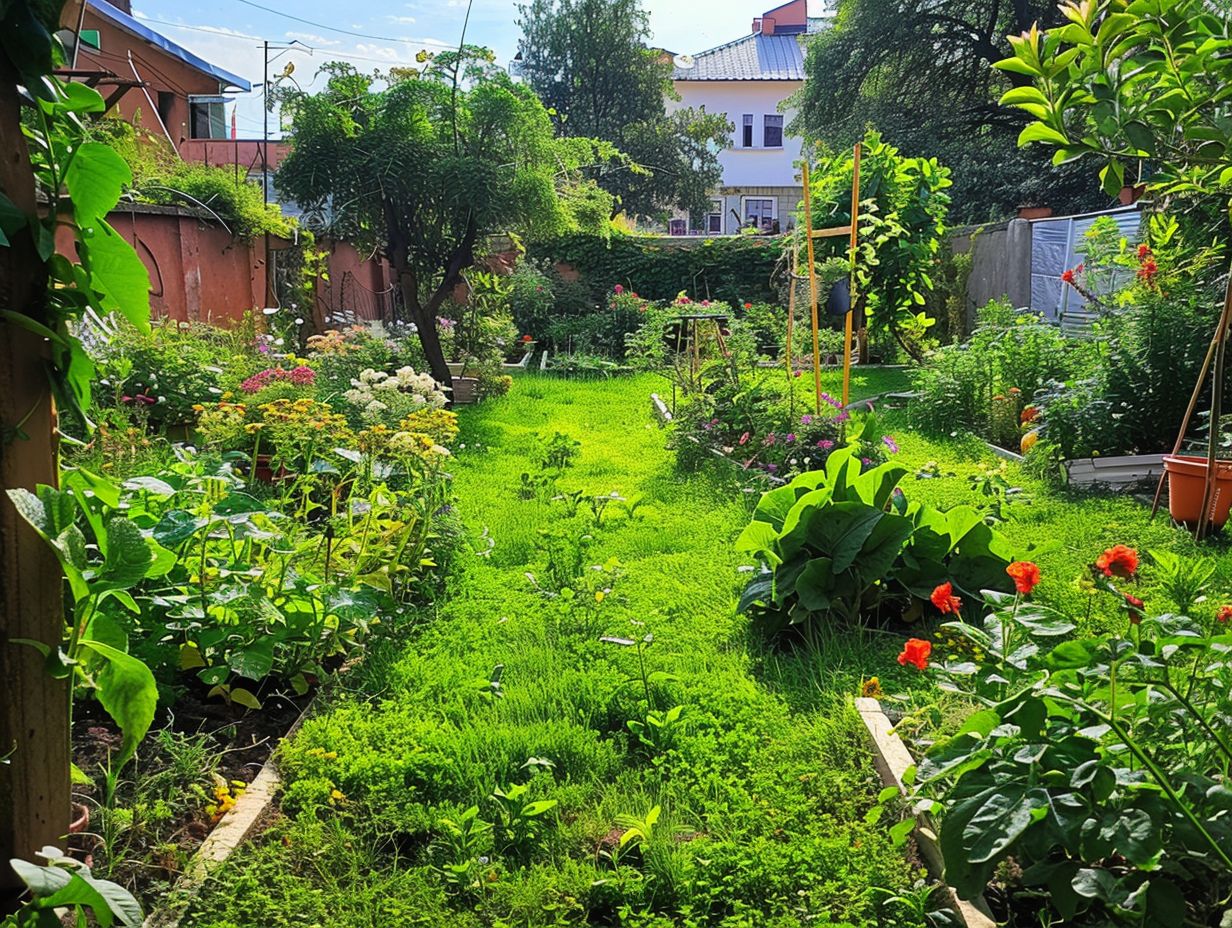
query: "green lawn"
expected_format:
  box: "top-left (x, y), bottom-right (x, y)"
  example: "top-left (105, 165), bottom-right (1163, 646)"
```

top-left (184, 372), bottom-right (1221, 928)
top-left (186, 373), bottom-right (923, 928)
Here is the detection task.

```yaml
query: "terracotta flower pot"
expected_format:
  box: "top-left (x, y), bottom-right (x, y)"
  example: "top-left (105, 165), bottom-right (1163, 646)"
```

top-left (1163, 454), bottom-right (1232, 527)
top-left (1017, 205), bottom-right (1053, 220)
top-left (253, 454), bottom-right (292, 484)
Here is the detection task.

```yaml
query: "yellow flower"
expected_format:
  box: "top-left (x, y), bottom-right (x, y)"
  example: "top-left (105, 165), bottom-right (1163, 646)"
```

top-left (860, 677), bottom-right (883, 699)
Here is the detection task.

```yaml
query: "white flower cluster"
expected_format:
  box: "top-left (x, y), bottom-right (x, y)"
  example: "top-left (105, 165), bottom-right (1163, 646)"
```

top-left (344, 366), bottom-right (447, 423)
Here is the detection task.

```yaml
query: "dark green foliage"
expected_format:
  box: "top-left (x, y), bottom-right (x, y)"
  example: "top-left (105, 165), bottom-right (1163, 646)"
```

top-left (913, 588), bottom-right (1232, 925)
top-left (911, 300), bottom-right (1091, 448)
top-left (793, 0), bottom-right (1106, 222)
top-left (528, 233), bottom-right (783, 306)
top-left (516, 0), bottom-right (731, 222)
top-left (737, 447), bottom-right (1015, 638)
top-left (802, 131), bottom-right (951, 356)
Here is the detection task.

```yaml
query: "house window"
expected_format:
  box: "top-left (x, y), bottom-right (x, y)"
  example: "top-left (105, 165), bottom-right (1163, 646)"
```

top-left (742, 114), bottom-right (754, 148)
top-left (743, 197), bottom-right (776, 232)
top-left (764, 114), bottom-right (784, 148)
top-left (706, 198), bottom-right (723, 234)
top-left (188, 96), bottom-right (228, 140)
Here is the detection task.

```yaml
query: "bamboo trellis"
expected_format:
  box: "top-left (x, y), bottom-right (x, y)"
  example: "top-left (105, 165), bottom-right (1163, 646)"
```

top-left (787, 142), bottom-right (863, 414)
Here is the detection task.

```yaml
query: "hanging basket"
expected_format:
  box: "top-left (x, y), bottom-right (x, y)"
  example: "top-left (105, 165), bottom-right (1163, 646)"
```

top-left (1163, 455), bottom-right (1232, 528)
top-left (827, 278), bottom-right (852, 317)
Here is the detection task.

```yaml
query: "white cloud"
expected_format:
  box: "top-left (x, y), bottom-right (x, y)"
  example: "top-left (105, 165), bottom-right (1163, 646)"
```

top-left (284, 31), bottom-right (341, 47)
top-left (387, 15), bottom-right (417, 25)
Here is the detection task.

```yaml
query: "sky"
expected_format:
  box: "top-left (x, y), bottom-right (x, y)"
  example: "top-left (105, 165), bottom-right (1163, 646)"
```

top-left (128, 0), bottom-right (815, 140)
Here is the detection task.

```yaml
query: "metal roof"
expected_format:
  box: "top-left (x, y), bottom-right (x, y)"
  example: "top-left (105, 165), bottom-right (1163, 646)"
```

top-left (673, 32), bottom-right (806, 81)
top-left (86, 0), bottom-right (252, 92)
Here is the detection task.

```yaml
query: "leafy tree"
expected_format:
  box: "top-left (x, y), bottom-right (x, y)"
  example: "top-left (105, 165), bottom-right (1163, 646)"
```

top-left (997, 0), bottom-right (1232, 230)
top-left (793, 0), bottom-right (1107, 222)
top-left (275, 50), bottom-right (614, 387)
top-left (517, 0), bottom-right (731, 224)
top-left (801, 130), bottom-right (951, 360)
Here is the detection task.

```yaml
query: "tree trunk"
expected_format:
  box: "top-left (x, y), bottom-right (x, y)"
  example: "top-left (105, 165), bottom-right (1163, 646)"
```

top-left (0, 64), bottom-right (69, 910)
top-left (396, 263), bottom-right (453, 391)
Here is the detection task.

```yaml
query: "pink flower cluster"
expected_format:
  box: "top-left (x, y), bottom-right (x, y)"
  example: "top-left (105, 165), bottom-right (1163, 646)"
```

top-left (240, 365), bottom-right (316, 394)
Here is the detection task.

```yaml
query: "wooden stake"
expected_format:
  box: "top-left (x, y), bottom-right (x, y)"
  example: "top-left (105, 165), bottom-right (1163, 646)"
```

top-left (802, 161), bottom-right (823, 415)
top-left (786, 234), bottom-right (797, 385)
top-left (843, 142), bottom-right (862, 409)
top-left (1150, 318), bottom-right (1220, 518)
top-left (1196, 271), bottom-right (1232, 539)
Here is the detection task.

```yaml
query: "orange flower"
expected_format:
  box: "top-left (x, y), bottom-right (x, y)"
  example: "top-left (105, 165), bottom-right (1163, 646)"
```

top-left (1006, 561), bottom-right (1040, 595)
top-left (930, 582), bottom-right (962, 615)
top-left (1095, 545), bottom-right (1139, 579)
top-left (1218, 605), bottom-right (1232, 624)
top-left (1021, 405), bottom-right (1040, 424)
top-left (897, 638), bottom-right (932, 671)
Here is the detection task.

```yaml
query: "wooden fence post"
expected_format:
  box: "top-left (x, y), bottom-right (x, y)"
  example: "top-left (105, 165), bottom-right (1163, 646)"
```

top-left (0, 61), bottom-right (70, 909)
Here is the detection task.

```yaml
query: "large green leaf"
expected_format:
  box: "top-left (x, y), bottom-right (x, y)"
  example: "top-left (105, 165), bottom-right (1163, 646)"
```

top-left (78, 640), bottom-right (157, 767)
top-left (64, 143), bottom-right (131, 224)
top-left (963, 786), bottom-right (1050, 863)
top-left (734, 520), bottom-right (781, 565)
top-left (82, 219), bottom-right (151, 332)
top-left (40, 870), bottom-right (143, 926)
top-left (856, 512), bottom-right (914, 585)
top-left (810, 502), bottom-right (884, 574)
top-left (97, 518), bottom-right (153, 590)
top-left (795, 557), bottom-right (835, 612)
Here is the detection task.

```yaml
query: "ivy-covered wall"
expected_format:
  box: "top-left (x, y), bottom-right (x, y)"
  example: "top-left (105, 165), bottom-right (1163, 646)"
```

top-left (529, 234), bottom-right (786, 306)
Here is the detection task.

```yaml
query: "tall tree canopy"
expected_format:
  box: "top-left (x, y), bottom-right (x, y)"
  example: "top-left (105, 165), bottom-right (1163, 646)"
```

top-left (517, 0), bottom-right (731, 224)
top-left (793, 0), bottom-right (1108, 222)
top-left (276, 50), bottom-right (613, 387)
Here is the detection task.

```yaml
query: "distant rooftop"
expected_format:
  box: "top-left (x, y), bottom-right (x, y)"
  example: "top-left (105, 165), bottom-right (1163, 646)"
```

top-left (86, 0), bottom-right (251, 92)
top-left (672, 32), bottom-right (806, 81)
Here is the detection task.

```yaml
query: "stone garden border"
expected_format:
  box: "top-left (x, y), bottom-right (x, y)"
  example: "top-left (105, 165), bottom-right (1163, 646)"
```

top-left (854, 697), bottom-right (997, 928)
top-left (142, 699), bottom-right (316, 928)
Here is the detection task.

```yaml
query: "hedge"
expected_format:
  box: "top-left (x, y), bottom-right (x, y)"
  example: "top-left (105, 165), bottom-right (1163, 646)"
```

top-left (529, 233), bottom-right (786, 306)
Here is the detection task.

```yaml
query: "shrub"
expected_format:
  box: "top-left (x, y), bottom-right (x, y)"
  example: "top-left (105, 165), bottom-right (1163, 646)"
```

top-left (912, 300), bottom-right (1090, 448)
top-left (903, 552), bottom-right (1232, 926)
top-left (736, 447), bottom-right (1015, 639)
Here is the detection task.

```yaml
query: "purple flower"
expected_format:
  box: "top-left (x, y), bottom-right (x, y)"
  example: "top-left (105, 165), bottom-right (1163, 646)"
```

top-left (765, 433), bottom-right (776, 445)
top-left (701, 422), bottom-right (712, 431)
top-left (837, 411), bottom-right (850, 423)
top-left (800, 415), bottom-right (813, 425)
top-left (862, 457), bottom-right (873, 466)
top-left (765, 463), bottom-right (778, 473)
top-left (785, 433), bottom-right (796, 442)
top-left (883, 435), bottom-right (899, 454)
top-left (817, 439), bottom-right (834, 450)
top-left (821, 392), bottom-right (842, 409)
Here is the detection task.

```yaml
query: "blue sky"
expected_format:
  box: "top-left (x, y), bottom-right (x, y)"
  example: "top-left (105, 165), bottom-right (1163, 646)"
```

top-left (130, 0), bottom-right (798, 139)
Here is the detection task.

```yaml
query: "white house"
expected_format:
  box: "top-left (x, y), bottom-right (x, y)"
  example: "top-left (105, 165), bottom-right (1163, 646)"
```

top-left (669, 0), bottom-right (831, 235)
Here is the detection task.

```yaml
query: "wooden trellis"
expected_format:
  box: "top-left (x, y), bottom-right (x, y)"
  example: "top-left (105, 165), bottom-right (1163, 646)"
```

top-left (787, 142), bottom-right (862, 413)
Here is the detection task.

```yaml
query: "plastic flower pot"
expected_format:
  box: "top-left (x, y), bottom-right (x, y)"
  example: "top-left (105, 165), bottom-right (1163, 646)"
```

top-left (1163, 454), bottom-right (1232, 528)
top-left (451, 376), bottom-right (479, 405)
top-left (826, 277), bottom-right (852, 317)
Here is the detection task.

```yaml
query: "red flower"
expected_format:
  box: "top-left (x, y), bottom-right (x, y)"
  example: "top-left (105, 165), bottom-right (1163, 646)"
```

top-left (744, 302), bottom-right (753, 309)
top-left (1218, 605), bottom-right (1232, 623)
top-left (1006, 561), bottom-right (1041, 595)
top-left (897, 638), bottom-right (932, 671)
top-left (521, 334), bottom-right (533, 343)
top-left (1137, 258), bottom-right (1159, 282)
top-left (1137, 243), bottom-right (1152, 261)
top-left (614, 284), bottom-right (624, 295)
top-left (930, 582), bottom-right (962, 615)
top-left (1061, 268), bottom-right (1076, 284)
top-left (738, 431), bottom-right (750, 445)
top-left (1095, 545), bottom-right (1139, 579)
top-left (1021, 405), bottom-right (1040, 424)
top-left (1124, 593), bottom-right (1146, 624)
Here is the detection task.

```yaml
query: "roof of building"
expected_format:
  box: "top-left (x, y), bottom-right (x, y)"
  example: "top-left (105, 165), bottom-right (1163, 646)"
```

top-left (672, 32), bottom-right (806, 81)
top-left (86, 0), bottom-right (252, 92)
